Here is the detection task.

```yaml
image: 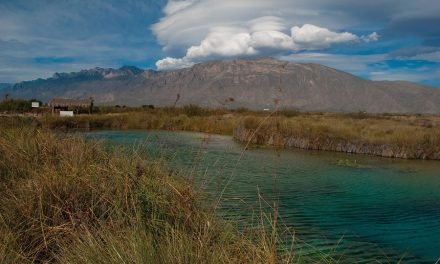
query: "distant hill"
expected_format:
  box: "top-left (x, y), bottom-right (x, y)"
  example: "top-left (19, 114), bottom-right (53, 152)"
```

top-left (4, 58), bottom-right (440, 113)
top-left (0, 83), bottom-right (12, 91)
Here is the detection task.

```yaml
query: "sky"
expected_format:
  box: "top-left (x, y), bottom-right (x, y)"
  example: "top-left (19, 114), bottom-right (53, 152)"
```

top-left (1, 0), bottom-right (439, 87)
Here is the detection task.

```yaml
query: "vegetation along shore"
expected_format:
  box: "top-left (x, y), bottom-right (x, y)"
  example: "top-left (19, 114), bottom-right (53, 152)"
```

top-left (234, 114), bottom-right (440, 160)
top-left (39, 107), bottom-right (440, 160)
top-left (2, 101), bottom-right (440, 160)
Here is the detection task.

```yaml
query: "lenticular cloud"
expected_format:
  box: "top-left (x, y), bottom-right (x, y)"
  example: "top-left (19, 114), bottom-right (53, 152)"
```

top-left (156, 23), bottom-right (376, 70)
top-left (153, 0), bottom-right (379, 70)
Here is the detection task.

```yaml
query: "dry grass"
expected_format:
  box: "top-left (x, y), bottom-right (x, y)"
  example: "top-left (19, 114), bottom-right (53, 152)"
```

top-left (32, 107), bottom-right (440, 158)
top-left (36, 107), bottom-right (440, 145)
top-left (1, 123), bottom-right (326, 263)
top-left (241, 113), bottom-right (440, 148)
top-left (39, 109), bottom-right (239, 135)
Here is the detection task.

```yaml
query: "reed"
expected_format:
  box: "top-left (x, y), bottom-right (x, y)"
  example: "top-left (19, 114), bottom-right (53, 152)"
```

top-left (32, 107), bottom-right (440, 159)
top-left (240, 114), bottom-right (440, 145)
top-left (37, 107), bottom-right (439, 141)
top-left (0, 123), bottom-right (310, 263)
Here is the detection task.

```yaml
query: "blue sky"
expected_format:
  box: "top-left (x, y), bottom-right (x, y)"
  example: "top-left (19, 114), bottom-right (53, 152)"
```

top-left (1, 0), bottom-right (439, 87)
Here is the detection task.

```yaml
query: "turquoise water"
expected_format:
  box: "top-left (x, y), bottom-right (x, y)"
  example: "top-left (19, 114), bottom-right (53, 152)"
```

top-left (82, 130), bottom-right (440, 263)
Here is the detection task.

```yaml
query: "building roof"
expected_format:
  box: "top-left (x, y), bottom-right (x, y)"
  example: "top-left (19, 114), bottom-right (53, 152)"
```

top-left (48, 97), bottom-right (93, 107)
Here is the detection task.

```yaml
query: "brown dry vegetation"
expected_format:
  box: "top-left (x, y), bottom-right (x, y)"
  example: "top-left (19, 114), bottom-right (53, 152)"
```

top-left (242, 113), bottom-right (440, 145)
top-left (0, 121), bottom-right (343, 263)
top-left (238, 113), bottom-right (440, 159)
top-left (1, 114), bottom-right (421, 263)
top-left (39, 106), bottom-right (239, 135)
top-left (33, 106), bottom-right (440, 159)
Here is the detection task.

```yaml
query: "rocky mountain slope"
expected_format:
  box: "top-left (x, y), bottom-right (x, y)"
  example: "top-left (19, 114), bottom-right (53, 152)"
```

top-left (4, 58), bottom-right (440, 113)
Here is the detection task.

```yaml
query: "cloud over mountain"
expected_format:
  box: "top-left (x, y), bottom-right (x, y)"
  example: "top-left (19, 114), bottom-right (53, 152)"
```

top-left (156, 21), bottom-right (377, 70)
top-left (1, 0), bottom-right (440, 86)
top-left (150, 0), bottom-right (440, 86)
top-left (152, 0), bottom-right (383, 70)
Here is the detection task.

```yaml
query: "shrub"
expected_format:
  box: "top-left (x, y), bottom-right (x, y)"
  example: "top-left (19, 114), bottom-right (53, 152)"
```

top-left (0, 99), bottom-right (35, 113)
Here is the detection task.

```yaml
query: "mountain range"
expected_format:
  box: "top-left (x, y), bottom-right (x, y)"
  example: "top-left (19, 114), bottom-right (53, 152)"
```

top-left (3, 58), bottom-right (440, 113)
top-left (0, 83), bottom-right (12, 91)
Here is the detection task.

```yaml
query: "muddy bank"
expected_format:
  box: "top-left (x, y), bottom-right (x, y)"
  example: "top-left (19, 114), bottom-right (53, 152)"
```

top-left (233, 125), bottom-right (440, 160)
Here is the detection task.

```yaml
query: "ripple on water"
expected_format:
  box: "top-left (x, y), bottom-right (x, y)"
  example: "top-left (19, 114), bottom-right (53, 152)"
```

top-left (82, 130), bottom-right (440, 263)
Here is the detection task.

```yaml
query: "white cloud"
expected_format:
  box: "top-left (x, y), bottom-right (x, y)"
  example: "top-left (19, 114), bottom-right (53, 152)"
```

top-left (163, 0), bottom-right (198, 15)
top-left (186, 28), bottom-right (256, 59)
top-left (361, 32), bottom-right (380, 42)
top-left (155, 57), bottom-right (193, 70)
top-left (153, 0), bottom-right (440, 50)
top-left (153, 1), bottom-right (382, 70)
top-left (156, 23), bottom-right (377, 70)
top-left (251, 30), bottom-right (294, 50)
top-left (290, 24), bottom-right (358, 48)
top-left (248, 16), bottom-right (287, 32)
top-left (151, 0), bottom-right (398, 52)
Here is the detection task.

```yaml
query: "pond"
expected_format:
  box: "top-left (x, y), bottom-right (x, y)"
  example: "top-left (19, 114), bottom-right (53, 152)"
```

top-left (82, 130), bottom-right (440, 263)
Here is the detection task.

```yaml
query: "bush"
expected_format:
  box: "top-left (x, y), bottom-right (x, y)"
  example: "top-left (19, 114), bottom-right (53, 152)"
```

top-left (0, 99), bottom-right (40, 113)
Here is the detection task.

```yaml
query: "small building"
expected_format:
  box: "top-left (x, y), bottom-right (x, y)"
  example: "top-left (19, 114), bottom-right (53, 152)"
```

top-left (31, 102), bottom-right (40, 108)
top-left (59, 110), bottom-right (74, 117)
top-left (48, 97), bottom-right (94, 115)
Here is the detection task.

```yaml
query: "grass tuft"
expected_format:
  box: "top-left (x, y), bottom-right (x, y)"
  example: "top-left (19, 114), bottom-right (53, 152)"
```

top-left (0, 123), bottom-right (303, 263)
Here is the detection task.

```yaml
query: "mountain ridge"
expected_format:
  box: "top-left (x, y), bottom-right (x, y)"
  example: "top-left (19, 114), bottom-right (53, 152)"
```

top-left (0, 83), bottom-right (12, 91)
top-left (3, 57), bottom-right (440, 113)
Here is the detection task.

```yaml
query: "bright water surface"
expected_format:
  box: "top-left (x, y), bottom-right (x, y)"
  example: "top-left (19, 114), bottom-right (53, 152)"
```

top-left (82, 130), bottom-right (440, 263)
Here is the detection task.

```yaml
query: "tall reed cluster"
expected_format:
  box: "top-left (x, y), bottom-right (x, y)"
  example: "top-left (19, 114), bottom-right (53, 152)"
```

top-left (238, 114), bottom-right (440, 159)
top-left (0, 124), bottom-right (303, 263)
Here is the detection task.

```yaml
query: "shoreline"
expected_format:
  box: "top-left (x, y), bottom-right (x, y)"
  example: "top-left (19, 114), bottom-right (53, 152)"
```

top-left (233, 125), bottom-right (440, 160)
top-left (3, 112), bottom-right (439, 160)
